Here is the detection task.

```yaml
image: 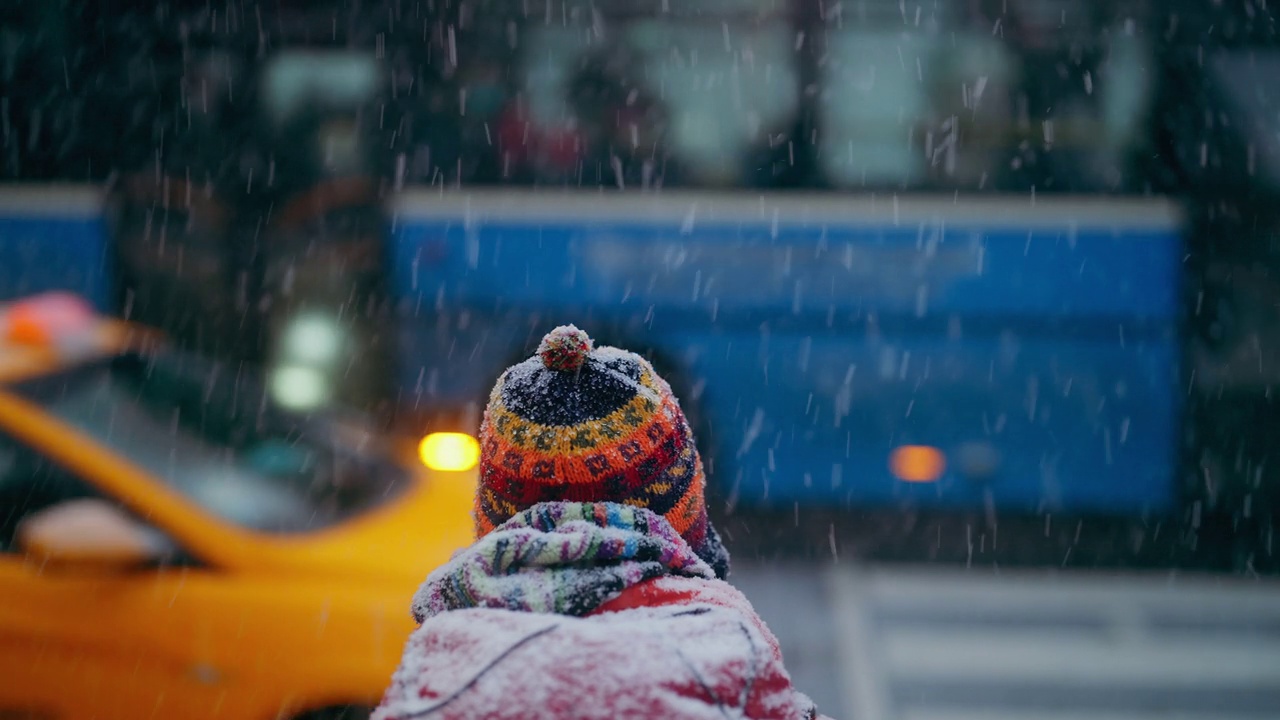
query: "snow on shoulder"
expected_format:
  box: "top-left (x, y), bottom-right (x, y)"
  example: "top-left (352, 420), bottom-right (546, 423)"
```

top-left (375, 588), bottom-right (822, 720)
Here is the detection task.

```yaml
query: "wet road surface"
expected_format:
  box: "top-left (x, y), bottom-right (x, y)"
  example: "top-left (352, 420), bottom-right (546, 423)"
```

top-left (732, 562), bottom-right (1280, 719)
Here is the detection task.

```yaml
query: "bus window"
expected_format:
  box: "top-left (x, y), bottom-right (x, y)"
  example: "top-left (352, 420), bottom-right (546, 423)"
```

top-left (1207, 52), bottom-right (1280, 191)
top-left (625, 6), bottom-right (799, 187)
top-left (262, 51), bottom-right (382, 180)
top-left (420, 0), bottom-right (799, 188)
top-left (819, 0), bottom-right (1154, 193)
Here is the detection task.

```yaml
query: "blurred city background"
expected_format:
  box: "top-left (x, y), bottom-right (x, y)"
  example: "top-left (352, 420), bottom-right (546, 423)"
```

top-left (2, 0), bottom-right (1280, 718)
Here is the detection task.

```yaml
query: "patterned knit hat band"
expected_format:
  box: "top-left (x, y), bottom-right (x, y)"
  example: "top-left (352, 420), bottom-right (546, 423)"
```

top-left (474, 325), bottom-right (728, 577)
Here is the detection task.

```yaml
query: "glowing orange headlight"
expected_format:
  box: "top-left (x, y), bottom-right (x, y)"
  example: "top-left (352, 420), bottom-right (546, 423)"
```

top-left (418, 432), bottom-right (481, 472)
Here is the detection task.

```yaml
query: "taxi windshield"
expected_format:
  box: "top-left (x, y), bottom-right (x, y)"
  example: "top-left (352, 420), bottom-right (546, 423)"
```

top-left (11, 351), bottom-right (411, 534)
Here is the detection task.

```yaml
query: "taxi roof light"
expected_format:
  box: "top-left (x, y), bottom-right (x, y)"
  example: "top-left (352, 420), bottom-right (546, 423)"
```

top-left (2, 292), bottom-right (99, 351)
top-left (419, 432), bottom-right (480, 472)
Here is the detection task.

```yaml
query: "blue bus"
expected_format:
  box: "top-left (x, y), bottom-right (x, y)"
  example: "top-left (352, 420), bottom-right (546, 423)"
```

top-left (389, 192), bottom-right (1183, 514)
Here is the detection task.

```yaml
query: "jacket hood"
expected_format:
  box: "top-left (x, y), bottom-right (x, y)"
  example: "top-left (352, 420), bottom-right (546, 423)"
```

top-left (411, 501), bottom-right (715, 622)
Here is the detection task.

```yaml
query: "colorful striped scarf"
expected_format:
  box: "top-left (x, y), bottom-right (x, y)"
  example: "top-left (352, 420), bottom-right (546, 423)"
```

top-left (411, 501), bottom-right (716, 622)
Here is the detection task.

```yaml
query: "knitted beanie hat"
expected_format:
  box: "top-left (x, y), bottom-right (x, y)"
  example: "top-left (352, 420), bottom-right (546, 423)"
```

top-left (475, 325), bottom-right (730, 579)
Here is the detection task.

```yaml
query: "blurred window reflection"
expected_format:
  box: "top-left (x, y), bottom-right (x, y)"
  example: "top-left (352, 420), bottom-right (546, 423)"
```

top-left (818, 0), bottom-right (1152, 192)
top-left (263, 51), bottom-right (382, 178)
top-left (0, 434), bottom-right (99, 551)
top-left (512, 3), bottom-right (799, 187)
top-left (1209, 52), bottom-right (1280, 189)
top-left (14, 352), bottom-right (409, 534)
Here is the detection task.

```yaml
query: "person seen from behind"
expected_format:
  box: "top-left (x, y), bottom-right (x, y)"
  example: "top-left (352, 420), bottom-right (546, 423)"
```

top-left (375, 325), bottom-right (826, 719)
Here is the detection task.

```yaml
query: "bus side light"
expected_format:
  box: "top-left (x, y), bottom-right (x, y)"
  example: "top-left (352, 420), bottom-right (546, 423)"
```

top-left (890, 445), bottom-right (946, 483)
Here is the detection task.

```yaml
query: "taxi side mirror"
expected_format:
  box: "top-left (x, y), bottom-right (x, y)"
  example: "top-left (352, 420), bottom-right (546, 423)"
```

top-left (16, 499), bottom-right (164, 573)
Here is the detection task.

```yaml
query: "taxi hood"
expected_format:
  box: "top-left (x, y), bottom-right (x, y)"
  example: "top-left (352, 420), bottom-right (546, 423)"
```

top-left (241, 466), bottom-right (479, 585)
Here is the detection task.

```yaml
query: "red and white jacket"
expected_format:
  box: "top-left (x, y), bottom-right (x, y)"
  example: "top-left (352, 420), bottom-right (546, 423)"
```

top-left (374, 575), bottom-right (827, 720)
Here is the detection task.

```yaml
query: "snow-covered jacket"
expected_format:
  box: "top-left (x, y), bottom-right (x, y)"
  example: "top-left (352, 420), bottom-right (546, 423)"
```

top-left (374, 501), bottom-right (824, 720)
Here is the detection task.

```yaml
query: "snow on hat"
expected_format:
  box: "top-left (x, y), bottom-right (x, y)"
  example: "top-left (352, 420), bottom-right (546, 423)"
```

top-left (475, 325), bottom-right (729, 578)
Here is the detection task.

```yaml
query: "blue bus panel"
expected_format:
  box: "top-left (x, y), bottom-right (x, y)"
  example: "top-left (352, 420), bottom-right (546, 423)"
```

top-left (0, 188), bottom-right (111, 310)
top-left (391, 193), bottom-right (1183, 514)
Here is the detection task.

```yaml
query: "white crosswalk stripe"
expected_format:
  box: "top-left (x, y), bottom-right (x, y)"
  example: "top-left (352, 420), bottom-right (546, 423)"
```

top-left (830, 567), bottom-right (1280, 720)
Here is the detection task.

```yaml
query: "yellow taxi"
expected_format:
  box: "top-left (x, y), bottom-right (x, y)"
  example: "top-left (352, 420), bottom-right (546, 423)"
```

top-left (0, 293), bottom-right (479, 720)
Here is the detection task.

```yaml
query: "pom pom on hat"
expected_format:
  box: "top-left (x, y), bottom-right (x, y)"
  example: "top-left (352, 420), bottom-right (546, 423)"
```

top-left (537, 324), bottom-right (594, 371)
